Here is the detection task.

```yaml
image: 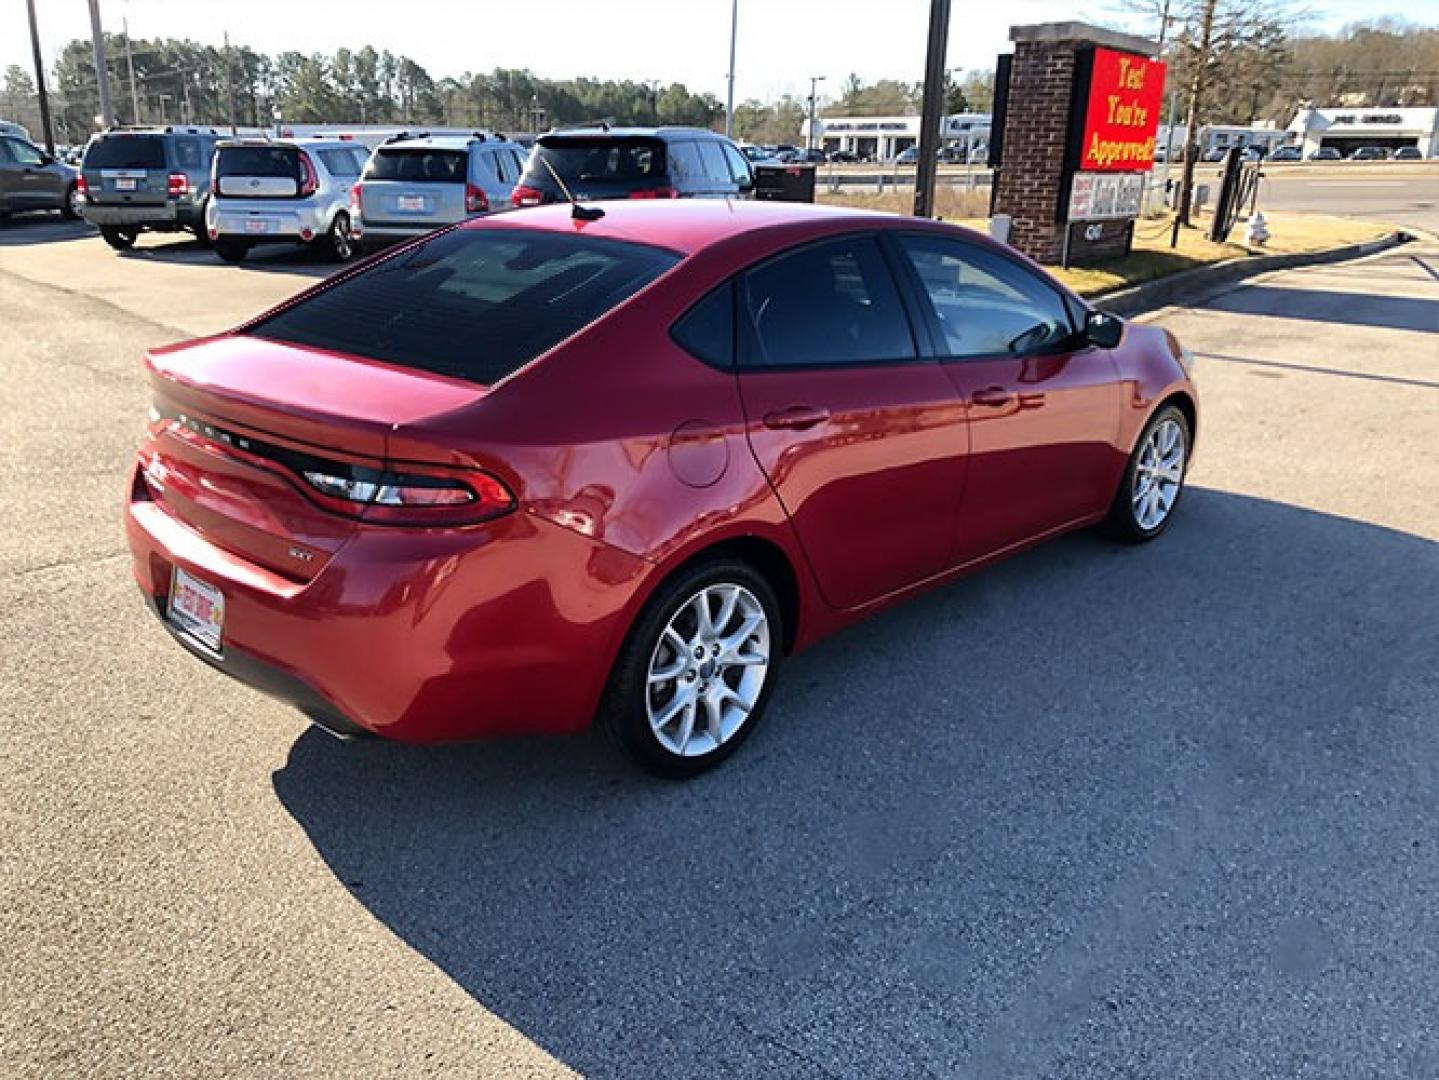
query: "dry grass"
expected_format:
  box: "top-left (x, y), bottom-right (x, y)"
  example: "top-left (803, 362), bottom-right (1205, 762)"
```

top-left (817, 186), bottom-right (990, 222)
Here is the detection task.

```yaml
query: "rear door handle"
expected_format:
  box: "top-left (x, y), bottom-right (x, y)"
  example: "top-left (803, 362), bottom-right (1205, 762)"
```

top-left (762, 405), bottom-right (831, 431)
top-left (971, 387), bottom-right (1014, 407)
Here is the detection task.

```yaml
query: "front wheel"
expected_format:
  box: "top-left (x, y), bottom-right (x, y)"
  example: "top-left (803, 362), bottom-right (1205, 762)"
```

top-left (601, 559), bottom-right (782, 778)
top-left (99, 225), bottom-right (137, 251)
top-left (1104, 404), bottom-right (1191, 543)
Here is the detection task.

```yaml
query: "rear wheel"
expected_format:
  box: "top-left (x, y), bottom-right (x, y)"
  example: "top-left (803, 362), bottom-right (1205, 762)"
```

top-left (1104, 404), bottom-right (1191, 543)
top-left (190, 199), bottom-right (212, 247)
top-left (602, 558), bottom-right (782, 779)
top-left (324, 212), bottom-right (354, 262)
top-left (62, 183), bottom-right (82, 220)
top-left (213, 237), bottom-right (249, 264)
top-left (100, 225), bottom-right (137, 251)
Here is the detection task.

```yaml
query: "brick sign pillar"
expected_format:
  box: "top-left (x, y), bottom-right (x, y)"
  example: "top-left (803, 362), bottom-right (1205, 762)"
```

top-left (991, 22), bottom-right (1159, 265)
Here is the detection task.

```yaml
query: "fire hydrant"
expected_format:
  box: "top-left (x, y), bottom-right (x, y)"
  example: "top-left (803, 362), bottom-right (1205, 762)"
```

top-left (1246, 211), bottom-right (1270, 247)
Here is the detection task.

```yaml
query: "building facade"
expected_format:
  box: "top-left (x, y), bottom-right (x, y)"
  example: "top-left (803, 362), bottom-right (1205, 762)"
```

top-left (806, 113), bottom-right (992, 161)
top-left (1287, 107), bottom-right (1438, 158)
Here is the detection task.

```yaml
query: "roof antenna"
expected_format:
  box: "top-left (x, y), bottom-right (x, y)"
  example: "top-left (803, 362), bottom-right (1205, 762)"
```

top-left (537, 153), bottom-right (605, 221)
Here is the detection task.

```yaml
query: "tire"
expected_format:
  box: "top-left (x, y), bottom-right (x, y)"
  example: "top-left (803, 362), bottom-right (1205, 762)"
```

top-left (190, 199), bottom-right (212, 247)
top-left (213, 237), bottom-right (249, 264)
top-left (1104, 404), bottom-right (1191, 543)
top-left (100, 225), bottom-right (137, 251)
top-left (324, 211), bottom-right (354, 262)
top-left (61, 183), bottom-right (82, 220)
top-left (601, 557), bottom-right (783, 779)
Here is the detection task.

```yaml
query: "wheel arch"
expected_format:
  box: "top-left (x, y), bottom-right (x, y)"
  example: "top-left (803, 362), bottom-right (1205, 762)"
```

top-left (1156, 389), bottom-right (1198, 448)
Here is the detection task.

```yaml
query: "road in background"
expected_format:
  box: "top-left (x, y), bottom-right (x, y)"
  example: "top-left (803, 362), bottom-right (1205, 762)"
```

top-left (2, 216), bottom-right (1437, 1077)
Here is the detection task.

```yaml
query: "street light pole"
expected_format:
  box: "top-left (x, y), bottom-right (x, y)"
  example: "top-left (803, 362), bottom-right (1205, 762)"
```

top-left (725, 0), bottom-right (738, 138)
top-left (122, 16), bottom-right (140, 124)
top-left (807, 75), bottom-right (825, 152)
top-left (24, 0), bottom-right (56, 153)
top-left (913, 0), bottom-right (952, 217)
top-left (87, 0), bottom-right (115, 128)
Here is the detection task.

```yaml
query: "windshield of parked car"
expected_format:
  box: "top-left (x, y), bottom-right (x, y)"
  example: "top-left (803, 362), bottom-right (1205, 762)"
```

top-left (247, 228), bottom-right (681, 385)
top-left (366, 148), bottom-right (470, 183)
top-left (84, 135), bottom-right (166, 169)
top-left (522, 136), bottom-right (667, 192)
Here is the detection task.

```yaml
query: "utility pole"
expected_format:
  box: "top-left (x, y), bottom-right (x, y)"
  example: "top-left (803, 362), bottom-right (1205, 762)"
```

top-left (912, 0), bottom-right (951, 217)
top-left (224, 32), bottom-right (238, 134)
top-left (806, 75), bottom-right (825, 152)
top-left (1175, 0), bottom-right (1218, 233)
top-left (87, 0), bottom-right (115, 128)
top-left (122, 16), bottom-right (139, 124)
top-left (725, 0), bottom-right (738, 138)
top-left (24, 0), bottom-right (56, 153)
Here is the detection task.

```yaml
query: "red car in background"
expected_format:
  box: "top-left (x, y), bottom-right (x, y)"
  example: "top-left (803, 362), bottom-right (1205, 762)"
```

top-left (125, 201), bottom-right (1197, 777)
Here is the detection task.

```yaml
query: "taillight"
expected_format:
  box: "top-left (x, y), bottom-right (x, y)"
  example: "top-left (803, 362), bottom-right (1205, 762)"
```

top-left (511, 184), bottom-right (544, 207)
top-left (464, 182), bottom-right (488, 214)
top-left (75, 174), bottom-right (87, 196)
top-left (167, 172), bottom-right (189, 197)
top-left (297, 151), bottom-right (318, 198)
top-left (627, 185), bottom-right (679, 199)
top-left (300, 465), bottom-right (515, 527)
top-left (349, 181), bottom-right (363, 216)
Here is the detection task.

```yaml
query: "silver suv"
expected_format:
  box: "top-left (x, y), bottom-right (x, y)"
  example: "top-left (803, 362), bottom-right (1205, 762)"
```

top-left (352, 132), bottom-right (526, 252)
top-left (206, 138), bottom-right (369, 263)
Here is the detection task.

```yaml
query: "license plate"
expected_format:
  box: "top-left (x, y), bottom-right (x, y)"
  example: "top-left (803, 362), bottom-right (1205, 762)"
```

top-left (168, 566), bottom-right (225, 652)
top-left (244, 218), bottom-right (270, 234)
top-left (397, 195), bottom-right (425, 211)
top-left (115, 177), bottom-right (137, 191)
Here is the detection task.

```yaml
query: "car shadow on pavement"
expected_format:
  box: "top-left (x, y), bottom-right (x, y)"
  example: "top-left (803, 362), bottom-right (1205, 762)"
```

top-left (1211, 284), bottom-right (1439, 334)
top-left (271, 488), bottom-right (1439, 1079)
top-left (118, 238), bottom-right (335, 279)
top-left (0, 215), bottom-right (94, 246)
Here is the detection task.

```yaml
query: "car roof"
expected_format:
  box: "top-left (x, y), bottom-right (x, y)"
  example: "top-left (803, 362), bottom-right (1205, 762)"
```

top-left (540, 127), bottom-right (726, 141)
top-left (378, 134), bottom-right (519, 151)
top-left (215, 137), bottom-right (360, 150)
top-left (466, 200), bottom-right (920, 257)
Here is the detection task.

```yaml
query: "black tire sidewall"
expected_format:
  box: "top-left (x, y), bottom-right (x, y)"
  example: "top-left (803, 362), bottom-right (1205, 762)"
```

top-left (213, 238), bottom-right (248, 263)
top-left (62, 184), bottom-right (82, 220)
top-left (602, 558), bottom-right (784, 779)
top-left (327, 212), bottom-right (353, 262)
top-left (100, 225), bottom-right (136, 250)
top-left (1109, 405), bottom-right (1191, 543)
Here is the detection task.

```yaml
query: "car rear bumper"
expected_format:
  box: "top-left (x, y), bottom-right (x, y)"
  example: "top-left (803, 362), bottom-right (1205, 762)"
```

top-left (83, 201), bottom-right (201, 227)
top-left (125, 463), bottom-right (651, 743)
top-left (209, 200), bottom-right (330, 240)
top-left (352, 222), bottom-right (444, 243)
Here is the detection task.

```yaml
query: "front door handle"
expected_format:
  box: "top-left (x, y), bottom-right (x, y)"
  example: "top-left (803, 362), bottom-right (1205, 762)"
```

top-left (971, 386), bottom-right (1014, 408)
top-left (762, 405), bottom-right (831, 431)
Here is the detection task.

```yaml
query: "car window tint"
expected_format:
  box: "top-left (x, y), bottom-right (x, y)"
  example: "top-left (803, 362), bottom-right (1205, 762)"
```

top-left (84, 134), bottom-right (166, 169)
top-left (0, 139), bottom-right (16, 163)
top-left (897, 234), bottom-right (1075, 359)
top-left (696, 141), bottom-right (731, 185)
top-left (720, 142), bottom-right (752, 185)
top-left (509, 150), bottom-right (527, 176)
top-left (173, 138), bottom-right (201, 169)
top-left (317, 148), bottom-right (362, 177)
top-left (366, 147), bottom-right (467, 182)
top-left (740, 235), bottom-right (916, 367)
top-left (9, 139), bottom-right (44, 166)
top-left (523, 136), bottom-right (666, 194)
top-left (666, 141), bottom-right (703, 186)
top-left (671, 284), bottom-right (734, 367)
top-left (488, 149), bottom-right (511, 184)
top-left (248, 229), bottom-right (680, 386)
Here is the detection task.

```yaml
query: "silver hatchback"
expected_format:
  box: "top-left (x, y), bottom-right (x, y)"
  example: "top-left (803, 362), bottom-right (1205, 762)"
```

top-left (206, 138), bottom-right (369, 263)
top-left (352, 133), bottom-right (526, 251)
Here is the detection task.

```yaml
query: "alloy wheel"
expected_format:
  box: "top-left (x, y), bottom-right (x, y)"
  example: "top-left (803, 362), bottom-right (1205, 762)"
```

top-left (645, 583), bottom-right (771, 758)
top-left (1131, 417), bottom-right (1186, 530)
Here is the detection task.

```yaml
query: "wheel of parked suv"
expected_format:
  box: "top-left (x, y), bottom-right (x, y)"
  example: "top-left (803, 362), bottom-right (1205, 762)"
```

top-left (62, 183), bottom-right (83, 221)
top-left (324, 212), bottom-right (354, 262)
top-left (602, 557), bottom-right (783, 779)
top-left (1105, 404), bottom-right (1191, 543)
top-left (100, 225), bottom-right (137, 251)
top-left (213, 237), bottom-right (249, 264)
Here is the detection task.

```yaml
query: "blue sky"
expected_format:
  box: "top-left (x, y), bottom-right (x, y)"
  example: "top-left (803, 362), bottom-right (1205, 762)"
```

top-left (4, 0), bottom-right (1425, 105)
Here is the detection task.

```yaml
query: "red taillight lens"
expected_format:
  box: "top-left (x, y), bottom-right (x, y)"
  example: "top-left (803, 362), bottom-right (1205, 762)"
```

top-left (349, 181), bottom-right (363, 216)
top-left (167, 172), bottom-right (188, 196)
top-left (511, 184), bottom-right (544, 207)
top-left (464, 182), bottom-right (488, 214)
top-left (75, 174), bottom-right (87, 196)
top-left (300, 466), bottom-right (515, 527)
top-left (627, 186), bottom-right (679, 199)
top-left (297, 151), bottom-right (318, 198)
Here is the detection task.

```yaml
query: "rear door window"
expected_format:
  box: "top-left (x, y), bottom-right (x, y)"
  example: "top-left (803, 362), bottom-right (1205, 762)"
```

top-left (523, 136), bottom-right (667, 195)
top-left (248, 228), bottom-right (680, 386)
top-left (172, 138), bottom-right (202, 170)
top-left (696, 141), bottom-right (731, 187)
top-left (84, 134), bottom-right (166, 169)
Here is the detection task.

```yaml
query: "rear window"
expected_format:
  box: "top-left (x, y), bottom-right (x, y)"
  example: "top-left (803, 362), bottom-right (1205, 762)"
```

top-left (84, 135), bottom-right (166, 169)
top-left (523, 136), bottom-right (667, 192)
top-left (366, 147), bottom-right (469, 183)
top-left (248, 228), bottom-right (681, 385)
top-left (216, 145), bottom-right (301, 179)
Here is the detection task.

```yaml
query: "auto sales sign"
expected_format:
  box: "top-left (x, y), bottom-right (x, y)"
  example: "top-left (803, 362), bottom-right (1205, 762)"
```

top-left (1078, 47), bottom-right (1166, 172)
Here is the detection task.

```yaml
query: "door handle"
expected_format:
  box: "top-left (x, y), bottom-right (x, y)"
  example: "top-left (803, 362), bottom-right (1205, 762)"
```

top-left (971, 387), bottom-right (1014, 408)
top-left (762, 405), bottom-right (831, 431)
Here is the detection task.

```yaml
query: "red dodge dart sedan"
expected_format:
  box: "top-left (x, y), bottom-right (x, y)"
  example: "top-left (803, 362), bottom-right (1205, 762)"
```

top-left (126, 200), bottom-right (1197, 776)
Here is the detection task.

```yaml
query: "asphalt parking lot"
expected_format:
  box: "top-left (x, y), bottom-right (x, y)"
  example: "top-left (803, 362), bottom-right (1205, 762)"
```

top-left (2, 217), bottom-right (1436, 1078)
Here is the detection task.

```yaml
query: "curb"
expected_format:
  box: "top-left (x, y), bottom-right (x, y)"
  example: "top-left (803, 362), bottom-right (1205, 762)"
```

top-left (1093, 231), bottom-right (1411, 318)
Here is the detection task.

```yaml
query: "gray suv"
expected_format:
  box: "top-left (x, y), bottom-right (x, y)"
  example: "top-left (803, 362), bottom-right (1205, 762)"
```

top-left (80, 126), bottom-right (219, 250)
top-left (0, 135), bottom-right (81, 222)
top-left (352, 132), bottom-right (527, 252)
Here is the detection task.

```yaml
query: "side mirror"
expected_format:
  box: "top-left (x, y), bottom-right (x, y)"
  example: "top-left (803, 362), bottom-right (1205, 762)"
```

top-left (1084, 310), bottom-right (1124, 349)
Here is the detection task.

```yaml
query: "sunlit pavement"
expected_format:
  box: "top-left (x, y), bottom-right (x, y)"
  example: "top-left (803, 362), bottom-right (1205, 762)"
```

top-left (2, 218), bottom-right (1435, 1077)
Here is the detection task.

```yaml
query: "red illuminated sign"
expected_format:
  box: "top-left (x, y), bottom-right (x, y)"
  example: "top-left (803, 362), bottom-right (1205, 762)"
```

top-left (1078, 47), bottom-right (1166, 172)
